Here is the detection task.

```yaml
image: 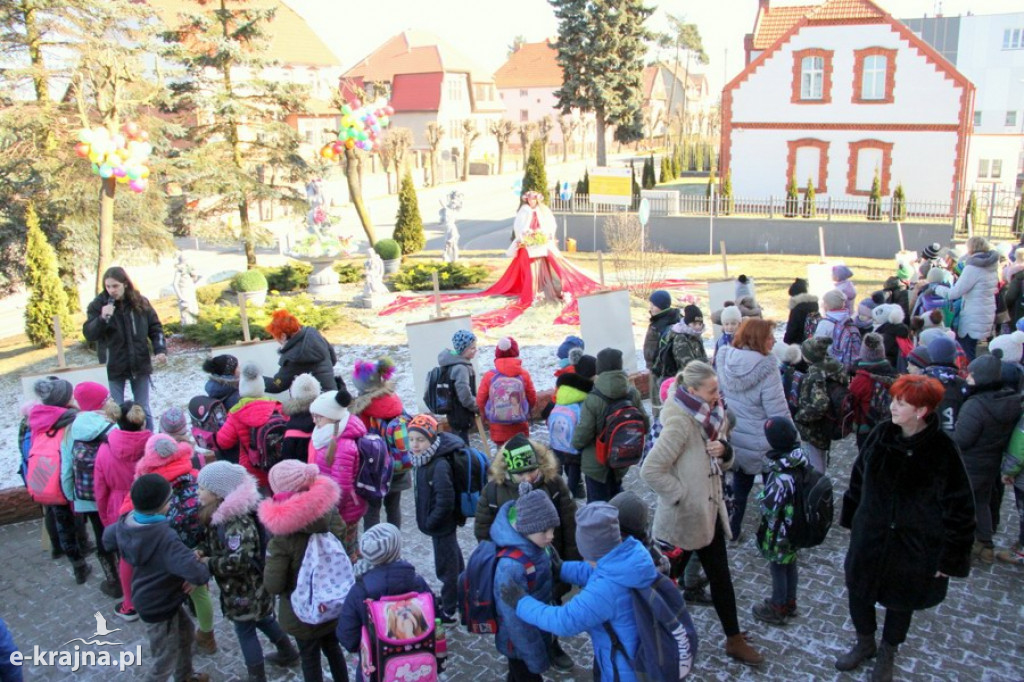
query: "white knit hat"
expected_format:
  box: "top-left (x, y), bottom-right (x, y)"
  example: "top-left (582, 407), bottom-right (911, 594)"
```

top-left (310, 390), bottom-right (348, 422)
top-left (989, 331), bottom-right (1024, 364)
top-left (289, 373), bottom-right (321, 403)
top-left (719, 306), bottom-right (742, 325)
top-left (238, 362), bottom-right (264, 399)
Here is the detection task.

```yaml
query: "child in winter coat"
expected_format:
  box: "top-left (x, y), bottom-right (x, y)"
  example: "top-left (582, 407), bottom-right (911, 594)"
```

top-left (849, 333), bottom-right (898, 449)
top-left (197, 461), bottom-right (299, 680)
top-left (871, 304), bottom-right (909, 369)
top-left (669, 304), bottom-right (709, 375)
top-left (95, 400), bottom-right (152, 620)
top-left (609, 491), bottom-right (671, 576)
top-left (712, 306), bottom-right (741, 367)
top-left (135, 434), bottom-right (216, 654)
top-left (784, 278), bottom-right (819, 345)
top-left (350, 357), bottom-right (411, 529)
top-left (543, 361), bottom-right (595, 499)
top-left (553, 335), bottom-right (585, 378)
top-left (278, 373), bottom-right (320, 465)
top-left (643, 290), bottom-right (681, 377)
top-left (214, 363), bottom-right (283, 492)
top-left (102, 474), bottom-right (211, 682)
top-left (922, 336), bottom-right (968, 433)
top-left (308, 389), bottom-right (367, 559)
top-left (259, 460), bottom-right (349, 682)
top-left (998, 424), bottom-right (1024, 565)
top-left (408, 414), bottom-right (465, 623)
top-left (752, 417), bottom-right (809, 626)
top-left (794, 337), bottom-right (847, 472)
top-left (203, 354), bottom-right (240, 410)
top-left (832, 264), bottom-right (856, 315)
top-left (477, 337), bottom-right (537, 450)
top-left (815, 289), bottom-right (862, 374)
top-left (435, 329), bottom-right (479, 445)
top-left (159, 406), bottom-right (215, 470)
top-left (492, 484), bottom-right (561, 681)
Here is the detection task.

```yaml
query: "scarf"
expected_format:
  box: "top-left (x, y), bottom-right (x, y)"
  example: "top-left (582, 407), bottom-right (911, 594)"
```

top-left (133, 511), bottom-right (167, 525)
top-left (411, 437), bottom-right (442, 469)
top-left (674, 384), bottom-right (726, 442)
top-left (312, 417), bottom-right (346, 451)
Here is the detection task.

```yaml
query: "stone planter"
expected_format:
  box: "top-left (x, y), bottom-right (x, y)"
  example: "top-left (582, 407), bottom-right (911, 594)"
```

top-left (383, 258), bottom-right (401, 275)
top-left (305, 256), bottom-right (341, 297)
top-left (235, 289), bottom-right (268, 307)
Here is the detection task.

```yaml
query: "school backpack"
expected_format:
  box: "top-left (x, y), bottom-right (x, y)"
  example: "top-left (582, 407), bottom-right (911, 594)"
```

top-left (444, 447), bottom-right (489, 518)
top-left (863, 375), bottom-right (895, 428)
top-left (484, 371), bottom-right (529, 424)
top-left (546, 403), bottom-right (581, 454)
top-left (603, 573), bottom-right (699, 681)
top-left (188, 396), bottom-right (228, 451)
top-left (290, 532), bottom-right (356, 625)
top-left (593, 389), bottom-right (647, 470)
top-left (360, 590), bottom-right (438, 682)
top-left (423, 366), bottom-right (454, 415)
top-left (785, 465), bottom-right (835, 548)
top-left (355, 433), bottom-right (394, 502)
top-left (26, 411), bottom-right (77, 506)
top-left (784, 368), bottom-right (805, 418)
top-left (18, 417), bottom-right (32, 486)
top-left (825, 379), bottom-right (855, 441)
top-left (830, 318), bottom-right (862, 373)
top-left (367, 413), bottom-right (413, 475)
top-left (71, 423), bottom-right (115, 502)
top-left (457, 540), bottom-right (537, 635)
top-left (651, 330), bottom-right (679, 379)
top-left (249, 410), bottom-right (288, 471)
top-left (803, 310), bottom-right (823, 341)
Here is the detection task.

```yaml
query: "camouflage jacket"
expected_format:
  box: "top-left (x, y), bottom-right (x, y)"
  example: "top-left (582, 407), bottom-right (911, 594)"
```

top-left (794, 357), bottom-right (847, 450)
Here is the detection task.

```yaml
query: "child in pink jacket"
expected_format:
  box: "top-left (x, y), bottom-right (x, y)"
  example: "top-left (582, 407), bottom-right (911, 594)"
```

top-left (308, 389), bottom-right (367, 560)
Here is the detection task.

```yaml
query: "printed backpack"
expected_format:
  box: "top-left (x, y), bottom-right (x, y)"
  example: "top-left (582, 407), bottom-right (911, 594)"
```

top-left (423, 366), bottom-right (454, 415)
top-left (825, 379), bottom-right (855, 441)
top-left (785, 465), bottom-right (835, 548)
top-left (651, 330), bottom-right (679, 379)
top-left (444, 447), bottom-right (489, 518)
top-left (72, 423), bottom-right (115, 502)
top-left (830, 318), bottom-right (862, 373)
top-left (26, 412), bottom-right (77, 506)
top-left (355, 433), bottom-right (394, 502)
top-left (290, 532), bottom-right (355, 625)
top-left (783, 367), bottom-right (805, 418)
top-left (603, 573), bottom-right (699, 681)
top-left (546, 403), bottom-right (581, 454)
top-left (457, 540), bottom-right (537, 635)
top-left (360, 590), bottom-right (438, 682)
top-left (802, 310), bottom-right (823, 341)
top-left (188, 396), bottom-right (228, 450)
top-left (484, 371), bottom-right (529, 424)
top-left (249, 410), bottom-right (288, 471)
top-left (367, 414), bottom-right (413, 475)
top-left (593, 389), bottom-right (647, 470)
top-left (863, 375), bottom-right (895, 429)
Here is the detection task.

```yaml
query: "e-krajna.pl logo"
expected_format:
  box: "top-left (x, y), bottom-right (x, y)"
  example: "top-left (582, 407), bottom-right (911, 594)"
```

top-left (8, 611), bottom-right (143, 672)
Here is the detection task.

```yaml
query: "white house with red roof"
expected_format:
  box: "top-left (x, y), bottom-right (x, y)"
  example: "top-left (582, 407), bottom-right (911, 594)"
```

top-left (723, 0), bottom-right (975, 207)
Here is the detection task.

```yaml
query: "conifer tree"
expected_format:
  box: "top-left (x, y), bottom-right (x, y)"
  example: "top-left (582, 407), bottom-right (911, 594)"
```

top-left (522, 140), bottom-right (550, 204)
top-left (803, 178), bottom-right (816, 218)
top-left (672, 145), bottom-right (682, 177)
top-left (1013, 197), bottom-right (1024, 237)
top-left (892, 182), bottom-right (907, 221)
top-left (392, 170), bottom-right (425, 255)
top-left (867, 172), bottom-right (882, 221)
top-left (642, 154), bottom-right (656, 189)
top-left (721, 170), bottom-right (734, 215)
top-left (24, 203), bottom-right (71, 347)
top-left (706, 167), bottom-right (717, 212)
top-left (660, 156), bottom-right (672, 183)
top-left (785, 175), bottom-right (799, 217)
top-left (963, 190), bottom-right (979, 232)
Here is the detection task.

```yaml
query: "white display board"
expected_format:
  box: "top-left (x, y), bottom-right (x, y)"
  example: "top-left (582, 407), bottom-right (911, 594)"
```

top-left (406, 315), bottom-right (477, 414)
top-left (807, 262), bottom-right (844, 301)
top-left (578, 289), bottom-right (637, 373)
top-left (21, 364), bottom-right (109, 403)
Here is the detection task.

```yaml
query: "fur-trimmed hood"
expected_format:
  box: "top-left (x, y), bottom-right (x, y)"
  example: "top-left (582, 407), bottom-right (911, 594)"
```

top-left (717, 346), bottom-right (778, 394)
top-left (788, 292), bottom-right (818, 310)
top-left (211, 474), bottom-right (262, 526)
top-left (280, 391), bottom-right (316, 417)
top-left (555, 372), bottom-right (593, 394)
top-left (258, 476), bottom-right (340, 536)
top-left (348, 381), bottom-right (397, 416)
top-left (207, 374), bottom-right (239, 390)
top-left (136, 444), bottom-right (196, 481)
top-left (487, 438), bottom-right (560, 485)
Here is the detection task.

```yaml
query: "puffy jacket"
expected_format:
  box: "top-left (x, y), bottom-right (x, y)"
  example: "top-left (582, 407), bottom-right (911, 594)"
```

top-left (755, 448), bottom-right (810, 564)
top-left (643, 308), bottom-right (681, 369)
top-left (492, 501), bottom-right (554, 674)
top-left (516, 537), bottom-right (658, 682)
top-left (413, 432), bottom-right (463, 536)
top-left (923, 364), bottom-right (968, 433)
top-left (477, 357), bottom-right (537, 444)
top-left (94, 428), bottom-right (152, 527)
top-left (954, 384), bottom-right (1022, 479)
top-left (83, 293), bottom-right (165, 381)
top-left (572, 370), bottom-right (649, 485)
top-left (279, 391), bottom-right (315, 465)
top-left (260, 476), bottom-right (347, 639)
top-left (61, 410), bottom-right (114, 513)
top-left (336, 560), bottom-right (432, 653)
top-left (308, 414), bottom-right (368, 525)
top-left (1003, 268), bottom-right (1024, 327)
top-left (938, 250), bottom-right (999, 341)
top-left (214, 397), bottom-right (283, 490)
top-left (134, 444), bottom-right (204, 549)
top-left (205, 375), bottom-right (240, 410)
top-left (716, 346), bottom-right (789, 474)
top-left (835, 276), bottom-right (857, 315)
top-left (668, 322), bottom-right (708, 375)
top-left (849, 360), bottom-right (898, 432)
top-left (265, 326), bottom-right (338, 393)
top-left (437, 350), bottom-right (478, 430)
top-left (794, 357), bottom-right (847, 450)
top-left (350, 383), bottom-right (411, 492)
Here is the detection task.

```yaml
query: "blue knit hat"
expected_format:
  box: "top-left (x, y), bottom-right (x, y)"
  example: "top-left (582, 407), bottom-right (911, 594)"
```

top-left (557, 335), bottom-right (584, 361)
top-left (452, 329), bottom-right (477, 355)
top-left (649, 290), bottom-right (672, 311)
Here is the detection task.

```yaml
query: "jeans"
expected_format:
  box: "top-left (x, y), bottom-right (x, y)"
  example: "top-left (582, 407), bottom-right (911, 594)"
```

top-left (769, 561), bottom-right (798, 607)
top-left (297, 632), bottom-right (348, 682)
top-left (432, 531), bottom-right (464, 616)
top-left (232, 615), bottom-right (289, 668)
top-left (143, 605), bottom-right (194, 682)
top-left (1013, 485), bottom-right (1024, 547)
top-left (585, 474), bottom-right (622, 504)
top-left (848, 592), bottom-right (914, 645)
top-left (729, 471), bottom-right (764, 540)
top-left (666, 522), bottom-right (740, 637)
top-left (507, 656), bottom-right (543, 681)
top-left (363, 489), bottom-right (403, 530)
top-left (958, 335), bottom-right (978, 361)
top-left (109, 375), bottom-right (154, 430)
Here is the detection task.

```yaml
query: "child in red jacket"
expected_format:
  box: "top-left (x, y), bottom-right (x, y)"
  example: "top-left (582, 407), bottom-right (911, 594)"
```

top-left (477, 337), bottom-right (537, 450)
top-left (213, 363), bottom-right (282, 492)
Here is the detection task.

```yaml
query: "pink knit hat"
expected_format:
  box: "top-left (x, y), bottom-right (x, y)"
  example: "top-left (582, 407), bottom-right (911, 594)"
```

top-left (74, 381), bottom-right (110, 412)
top-left (269, 460), bottom-right (320, 494)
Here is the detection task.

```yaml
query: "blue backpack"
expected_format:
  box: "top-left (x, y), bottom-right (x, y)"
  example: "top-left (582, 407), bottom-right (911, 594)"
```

top-left (355, 434), bottom-right (394, 502)
top-left (604, 573), bottom-right (699, 681)
top-left (444, 447), bottom-right (489, 518)
top-left (546, 403), bottom-right (580, 454)
top-left (457, 540), bottom-right (537, 635)
top-left (18, 417), bottom-right (32, 485)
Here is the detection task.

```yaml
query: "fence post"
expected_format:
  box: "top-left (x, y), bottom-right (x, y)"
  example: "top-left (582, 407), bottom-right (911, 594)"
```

top-left (769, 196), bottom-right (774, 219)
top-left (827, 196), bottom-right (833, 221)
top-left (987, 183), bottom-right (997, 238)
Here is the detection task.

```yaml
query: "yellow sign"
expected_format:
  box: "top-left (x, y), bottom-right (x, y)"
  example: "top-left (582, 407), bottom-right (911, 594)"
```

top-left (589, 167), bottom-right (632, 206)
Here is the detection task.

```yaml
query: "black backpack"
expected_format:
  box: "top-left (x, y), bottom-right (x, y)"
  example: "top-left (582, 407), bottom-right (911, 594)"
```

top-left (786, 465), bottom-right (834, 548)
top-left (424, 365), bottom-right (455, 415)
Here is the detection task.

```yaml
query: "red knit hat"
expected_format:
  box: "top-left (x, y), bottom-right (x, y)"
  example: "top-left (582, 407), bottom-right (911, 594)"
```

top-left (73, 381), bottom-right (110, 412)
top-left (495, 337), bottom-right (519, 359)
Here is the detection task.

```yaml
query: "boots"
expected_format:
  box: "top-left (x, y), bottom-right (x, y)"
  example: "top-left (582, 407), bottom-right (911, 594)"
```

top-left (548, 636), bottom-right (574, 672)
top-left (246, 663), bottom-right (267, 682)
top-left (751, 599), bottom-right (787, 626)
top-left (194, 629), bottom-right (217, 655)
top-left (98, 553), bottom-right (123, 599)
top-left (264, 636), bottom-right (300, 666)
top-left (724, 633), bottom-right (763, 666)
top-left (835, 633), bottom-right (877, 671)
top-left (72, 559), bottom-right (92, 585)
top-left (870, 641), bottom-right (897, 682)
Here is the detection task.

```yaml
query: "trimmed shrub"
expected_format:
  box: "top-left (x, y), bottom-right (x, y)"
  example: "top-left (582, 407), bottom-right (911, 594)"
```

top-left (576, 170), bottom-right (589, 194)
top-left (391, 262), bottom-right (489, 292)
top-left (705, 167), bottom-right (717, 212)
top-left (784, 175), bottom-right (799, 218)
top-left (230, 269), bottom-right (268, 292)
top-left (334, 262), bottom-right (361, 283)
top-left (24, 203), bottom-right (72, 347)
top-left (392, 170), bottom-right (426, 255)
top-left (963, 190), bottom-right (979, 232)
top-left (721, 170), bottom-right (734, 216)
top-left (891, 182), bottom-right (907, 221)
top-left (867, 172), bottom-right (883, 221)
top-left (659, 156), bottom-right (672, 183)
top-left (257, 262), bottom-right (313, 292)
top-left (374, 238), bottom-right (401, 261)
top-left (181, 293), bottom-right (339, 346)
top-left (803, 178), bottom-right (816, 218)
top-left (197, 281), bottom-right (231, 305)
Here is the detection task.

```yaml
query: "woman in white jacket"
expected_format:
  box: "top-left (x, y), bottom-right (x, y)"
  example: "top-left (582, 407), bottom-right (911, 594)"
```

top-left (938, 236), bottom-right (999, 360)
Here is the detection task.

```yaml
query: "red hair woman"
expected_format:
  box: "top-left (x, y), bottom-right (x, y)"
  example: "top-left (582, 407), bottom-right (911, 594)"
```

top-left (264, 310), bottom-right (345, 396)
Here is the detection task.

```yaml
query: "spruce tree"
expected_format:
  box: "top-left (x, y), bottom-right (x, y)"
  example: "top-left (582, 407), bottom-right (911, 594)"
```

top-left (672, 144), bottom-right (682, 176)
top-left (785, 175), bottom-right (799, 217)
top-left (721, 170), bottom-right (734, 215)
top-left (892, 182), bottom-right (907, 221)
top-left (867, 172), bottom-right (882, 221)
top-left (24, 203), bottom-right (71, 347)
top-left (392, 170), bottom-right (425, 255)
top-left (660, 156), bottom-right (672, 183)
top-left (576, 170), bottom-right (590, 194)
top-left (522, 139), bottom-right (550, 204)
top-left (642, 154), bottom-right (656, 189)
top-left (963, 190), bottom-right (979, 232)
top-left (803, 178), bottom-right (817, 218)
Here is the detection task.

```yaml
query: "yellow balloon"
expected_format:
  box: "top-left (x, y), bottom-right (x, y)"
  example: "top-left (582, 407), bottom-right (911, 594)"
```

top-left (140, 166), bottom-right (150, 179)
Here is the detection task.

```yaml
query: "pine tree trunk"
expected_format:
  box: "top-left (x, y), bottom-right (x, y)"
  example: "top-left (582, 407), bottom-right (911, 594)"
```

top-left (96, 176), bottom-right (115, 294)
top-left (239, 199), bottom-right (256, 267)
top-left (596, 105), bottom-right (607, 167)
top-left (346, 148), bottom-right (376, 245)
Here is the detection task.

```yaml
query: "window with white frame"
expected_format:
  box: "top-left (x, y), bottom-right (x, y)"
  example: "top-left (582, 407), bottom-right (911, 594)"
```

top-left (794, 146), bottom-right (821, 189)
top-left (1007, 111), bottom-right (1018, 127)
top-left (861, 55), bottom-right (887, 100)
top-left (978, 159), bottom-right (990, 178)
top-left (855, 148), bottom-right (883, 192)
top-left (991, 159), bottom-right (1003, 178)
top-left (801, 56), bottom-right (824, 99)
top-left (447, 78), bottom-right (462, 101)
top-left (520, 89), bottom-right (528, 97)
top-left (1003, 28), bottom-right (1023, 50)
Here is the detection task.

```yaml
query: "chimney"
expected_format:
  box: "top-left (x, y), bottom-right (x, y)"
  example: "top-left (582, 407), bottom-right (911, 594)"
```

top-left (760, 0), bottom-right (770, 10)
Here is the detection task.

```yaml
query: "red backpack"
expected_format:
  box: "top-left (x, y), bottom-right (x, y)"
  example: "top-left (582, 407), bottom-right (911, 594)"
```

top-left (592, 388), bottom-right (647, 469)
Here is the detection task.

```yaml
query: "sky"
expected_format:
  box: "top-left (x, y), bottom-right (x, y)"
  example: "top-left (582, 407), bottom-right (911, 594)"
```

top-left (287, 0), bottom-right (1024, 94)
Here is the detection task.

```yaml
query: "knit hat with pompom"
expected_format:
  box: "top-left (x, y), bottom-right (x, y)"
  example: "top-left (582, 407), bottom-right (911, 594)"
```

top-left (352, 357), bottom-right (396, 394)
top-left (859, 332), bottom-right (885, 362)
top-left (238, 362), bottom-right (264, 399)
top-left (268, 460), bottom-right (319, 494)
top-left (495, 337), bottom-right (520, 359)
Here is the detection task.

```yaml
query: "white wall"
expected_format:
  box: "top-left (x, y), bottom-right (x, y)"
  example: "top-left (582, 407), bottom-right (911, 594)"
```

top-left (497, 87), bottom-right (565, 144)
top-left (965, 134), bottom-right (1021, 192)
top-left (956, 13), bottom-right (1024, 135)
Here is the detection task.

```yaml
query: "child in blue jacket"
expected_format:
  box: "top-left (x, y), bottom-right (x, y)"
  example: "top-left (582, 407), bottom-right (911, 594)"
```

top-left (506, 503), bottom-right (658, 682)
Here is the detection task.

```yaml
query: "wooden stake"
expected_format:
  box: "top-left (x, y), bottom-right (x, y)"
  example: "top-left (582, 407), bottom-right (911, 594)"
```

top-left (475, 415), bottom-right (493, 458)
top-left (818, 226), bottom-right (826, 263)
top-left (52, 315), bottom-right (66, 368)
top-left (598, 251), bottom-right (605, 285)
top-left (896, 222), bottom-right (905, 252)
top-left (720, 240), bottom-right (729, 279)
top-left (431, 271), bottom-right (443, 319)
top-left (239, 293), bottom-right (251, 342)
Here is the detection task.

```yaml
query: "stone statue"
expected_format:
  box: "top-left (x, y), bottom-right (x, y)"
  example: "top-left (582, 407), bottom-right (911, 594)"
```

top-left (363, 249), bottom-right (388, 297)
top-left (440, 190), bottom-right (464, 263)
top-left (172, 253), bottom-right (200, 326)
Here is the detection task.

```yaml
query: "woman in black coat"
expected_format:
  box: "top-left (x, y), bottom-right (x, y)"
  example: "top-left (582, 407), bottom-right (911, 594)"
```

top-left (836, 374), bottom-right (974, 681)
top-left (263, 309), bottom-right (345, 395)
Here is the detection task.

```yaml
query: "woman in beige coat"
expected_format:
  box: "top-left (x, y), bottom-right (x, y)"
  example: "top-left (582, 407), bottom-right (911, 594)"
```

top-left (640, 361), bottom-right (764, 667)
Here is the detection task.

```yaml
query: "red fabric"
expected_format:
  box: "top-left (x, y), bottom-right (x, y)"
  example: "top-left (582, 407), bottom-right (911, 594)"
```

top-left (554, 364), bottom-right (575, 378)
top-left (896, 336), bottom-right (914, 358)
top-left (849, 370), bottom-right (876, 426)
top-left (476, 357), bottom-right (537, 443)
top-left (214, 398), bottom-right (282, 490)
top-left (356, 394), bottom-right (405, 430)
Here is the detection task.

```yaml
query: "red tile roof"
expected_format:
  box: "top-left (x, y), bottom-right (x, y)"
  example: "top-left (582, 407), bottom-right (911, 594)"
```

top-left (751, 4), bottom-right (816, 50)
top-left (494, 41), bottom-right (562, 89)
top-left (807, 0), bottom-right (887, 22)
top-left (389, 72), bottom-right (444, 112)
top-left (343, 30), bottom-right (492, 84)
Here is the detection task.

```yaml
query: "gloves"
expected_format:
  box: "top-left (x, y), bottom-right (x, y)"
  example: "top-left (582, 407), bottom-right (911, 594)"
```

top-left (548, 546), bottom-right (563, 581)
top-left (500, 581), bottom-right (526, 609)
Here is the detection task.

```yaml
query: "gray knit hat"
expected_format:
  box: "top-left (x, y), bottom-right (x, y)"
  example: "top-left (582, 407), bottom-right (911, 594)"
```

top-left (197, 461), bottom-right (248, 499)
top-left (512, 482), bottom-right (560, 536)
top-left (238, 362), bottom-right (264, 399)
top-left (609, 491), bottom-right (649, 542)
top-left (575, 502), bottom-right (622, 562)
top-left (360, 523), bottom-right (402, 566)
top-left (34, 378), bottom-right (73, 407)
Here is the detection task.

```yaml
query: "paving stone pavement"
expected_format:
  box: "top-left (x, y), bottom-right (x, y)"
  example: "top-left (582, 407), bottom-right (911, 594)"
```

top-left (2, 429), bottom-right (1022, 681)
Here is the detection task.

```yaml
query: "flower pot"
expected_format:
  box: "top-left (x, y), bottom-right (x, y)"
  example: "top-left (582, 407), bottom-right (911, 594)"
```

top-left (236, 289), bottom-right (267, 307)
top-left (383, 258), bottom-right (401, 275)
top-left (305, 256), bottom-right (341, 297)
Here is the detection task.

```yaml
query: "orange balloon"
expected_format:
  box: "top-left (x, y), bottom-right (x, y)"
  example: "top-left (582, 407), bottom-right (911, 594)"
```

top-left (344, 138), bottom-right (355, 149)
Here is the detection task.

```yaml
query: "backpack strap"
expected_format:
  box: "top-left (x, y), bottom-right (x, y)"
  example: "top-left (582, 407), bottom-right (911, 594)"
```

top-left (495, 547), bottom-right (537, 591)
top-left (601, 622), bottom-right (629, 682)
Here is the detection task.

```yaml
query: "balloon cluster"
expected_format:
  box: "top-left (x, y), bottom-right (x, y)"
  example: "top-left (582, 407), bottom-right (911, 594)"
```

top-left (320, 100), bottom-right (394, 159)
top-left (73, 122), bottom-right (153, 193)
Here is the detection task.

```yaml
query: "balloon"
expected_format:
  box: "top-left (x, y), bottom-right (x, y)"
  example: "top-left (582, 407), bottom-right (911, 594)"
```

top-left (140, 166), bottom-right (150, 179)
top-left (384, 105), bottom-right (394, 116)
top-left (92, 127), bottom-right (109, 141)
top-left (123, 121), bottom-right (140, 138)
top-left (345, 138), bottom-right (355, 149)
top-left (113, 166), bottom-right (126, 178)
top-left (78, 129), bottom-right (93, 144)
top-left (341, 104), bottom-right (352, 115)
top-left (129, 178), bottom-right (147, 192)
top-left (74, 143), bottom-right (90, 158)
top-left (116, 174), bottom-right (129, 184)
top-left (126, 166), bottom-right (141, 180)
top-left (98, 165), bottom-right (114, 178)
top-left (138, 131), bottom-right (149, 142)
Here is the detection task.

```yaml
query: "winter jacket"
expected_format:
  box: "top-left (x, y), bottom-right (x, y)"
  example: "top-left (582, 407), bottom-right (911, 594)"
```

top-left (336, 560), bottom-right (432, 653)
top-left (260, 475), bottom-right (347, 639)
top-left (874, 321), bottom-right (910, 368)
top-left (83, 293), bottom-right (165, 382)
top-left (834, 277), bottom-right (857, 316)
top-left (923, 364), bottom-right (968, 434)
top-left (350, 383), bottom-right (411, 492)
top-left (94, 428), bottom-right (153, 527)
top-left (953, 384), bottom-right (1022, 481)
top-left (572, 370), bottom-right (649, 485)
top-left (214, 397), bottom-right (282, 490)
top-left (198, 475), bottom-right (273, 622)
top-left (437, 350), bottom-right (478, 431)
top-left (785, 294), bottom-right (820, 345)
top-left (135, 444), bottom-right (204, 549)
top-left (61, 410), bottom-right (115, 513)
top-left (516, 536), bottom-right (658, 682)
top-left (841, 416), bottom-right (974, 611)
top-left (205, 375), bottom-right (240, 411)
top-left (711, 332), bottom-right (733, 368)
top-left (414, 432), bottom-right (464, 536)
top-left (849, 360), bottom-right (897, 433)
top-left (308, 414), bottom-right (368, 525)
top-left (1003, 268), bottom-right (1024, 327)
top-left (794, 357), bottom-right (847, 450)
top-left (265, 326), bottom-right (338, 394)
top-left (668, 323), bottom-right (708, 375)
top-left (279, 390), bottom-right (315, 465)
top-left (938, 249), bottom-right (999, 341)
top-left (716, 346), bottom-right (789, 475)
top-left (755, 448), bottom-right (810, 564)
top-left (492, 501), bottom-right (554, 674)
top-left (474, 441), bottom-right (578, 560)
top-left (477, 357), bottom-right (537, 444)
top-left (102, 513), bottom-right (210, 623)
top-left (814, 309), bottom-right (851, 341)
top-left (641, 393), bottom-right (734, 550)
top-left (643, 308), bottom-right (681, 369)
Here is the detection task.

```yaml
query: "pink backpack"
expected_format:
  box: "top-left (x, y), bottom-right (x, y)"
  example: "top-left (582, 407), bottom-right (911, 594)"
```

top-left (27, 426), bottom-right (69, 506)
top-left (360, 590), bottom-right (438, 682)
top-left (483, 371), bottom-right (528, 424)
